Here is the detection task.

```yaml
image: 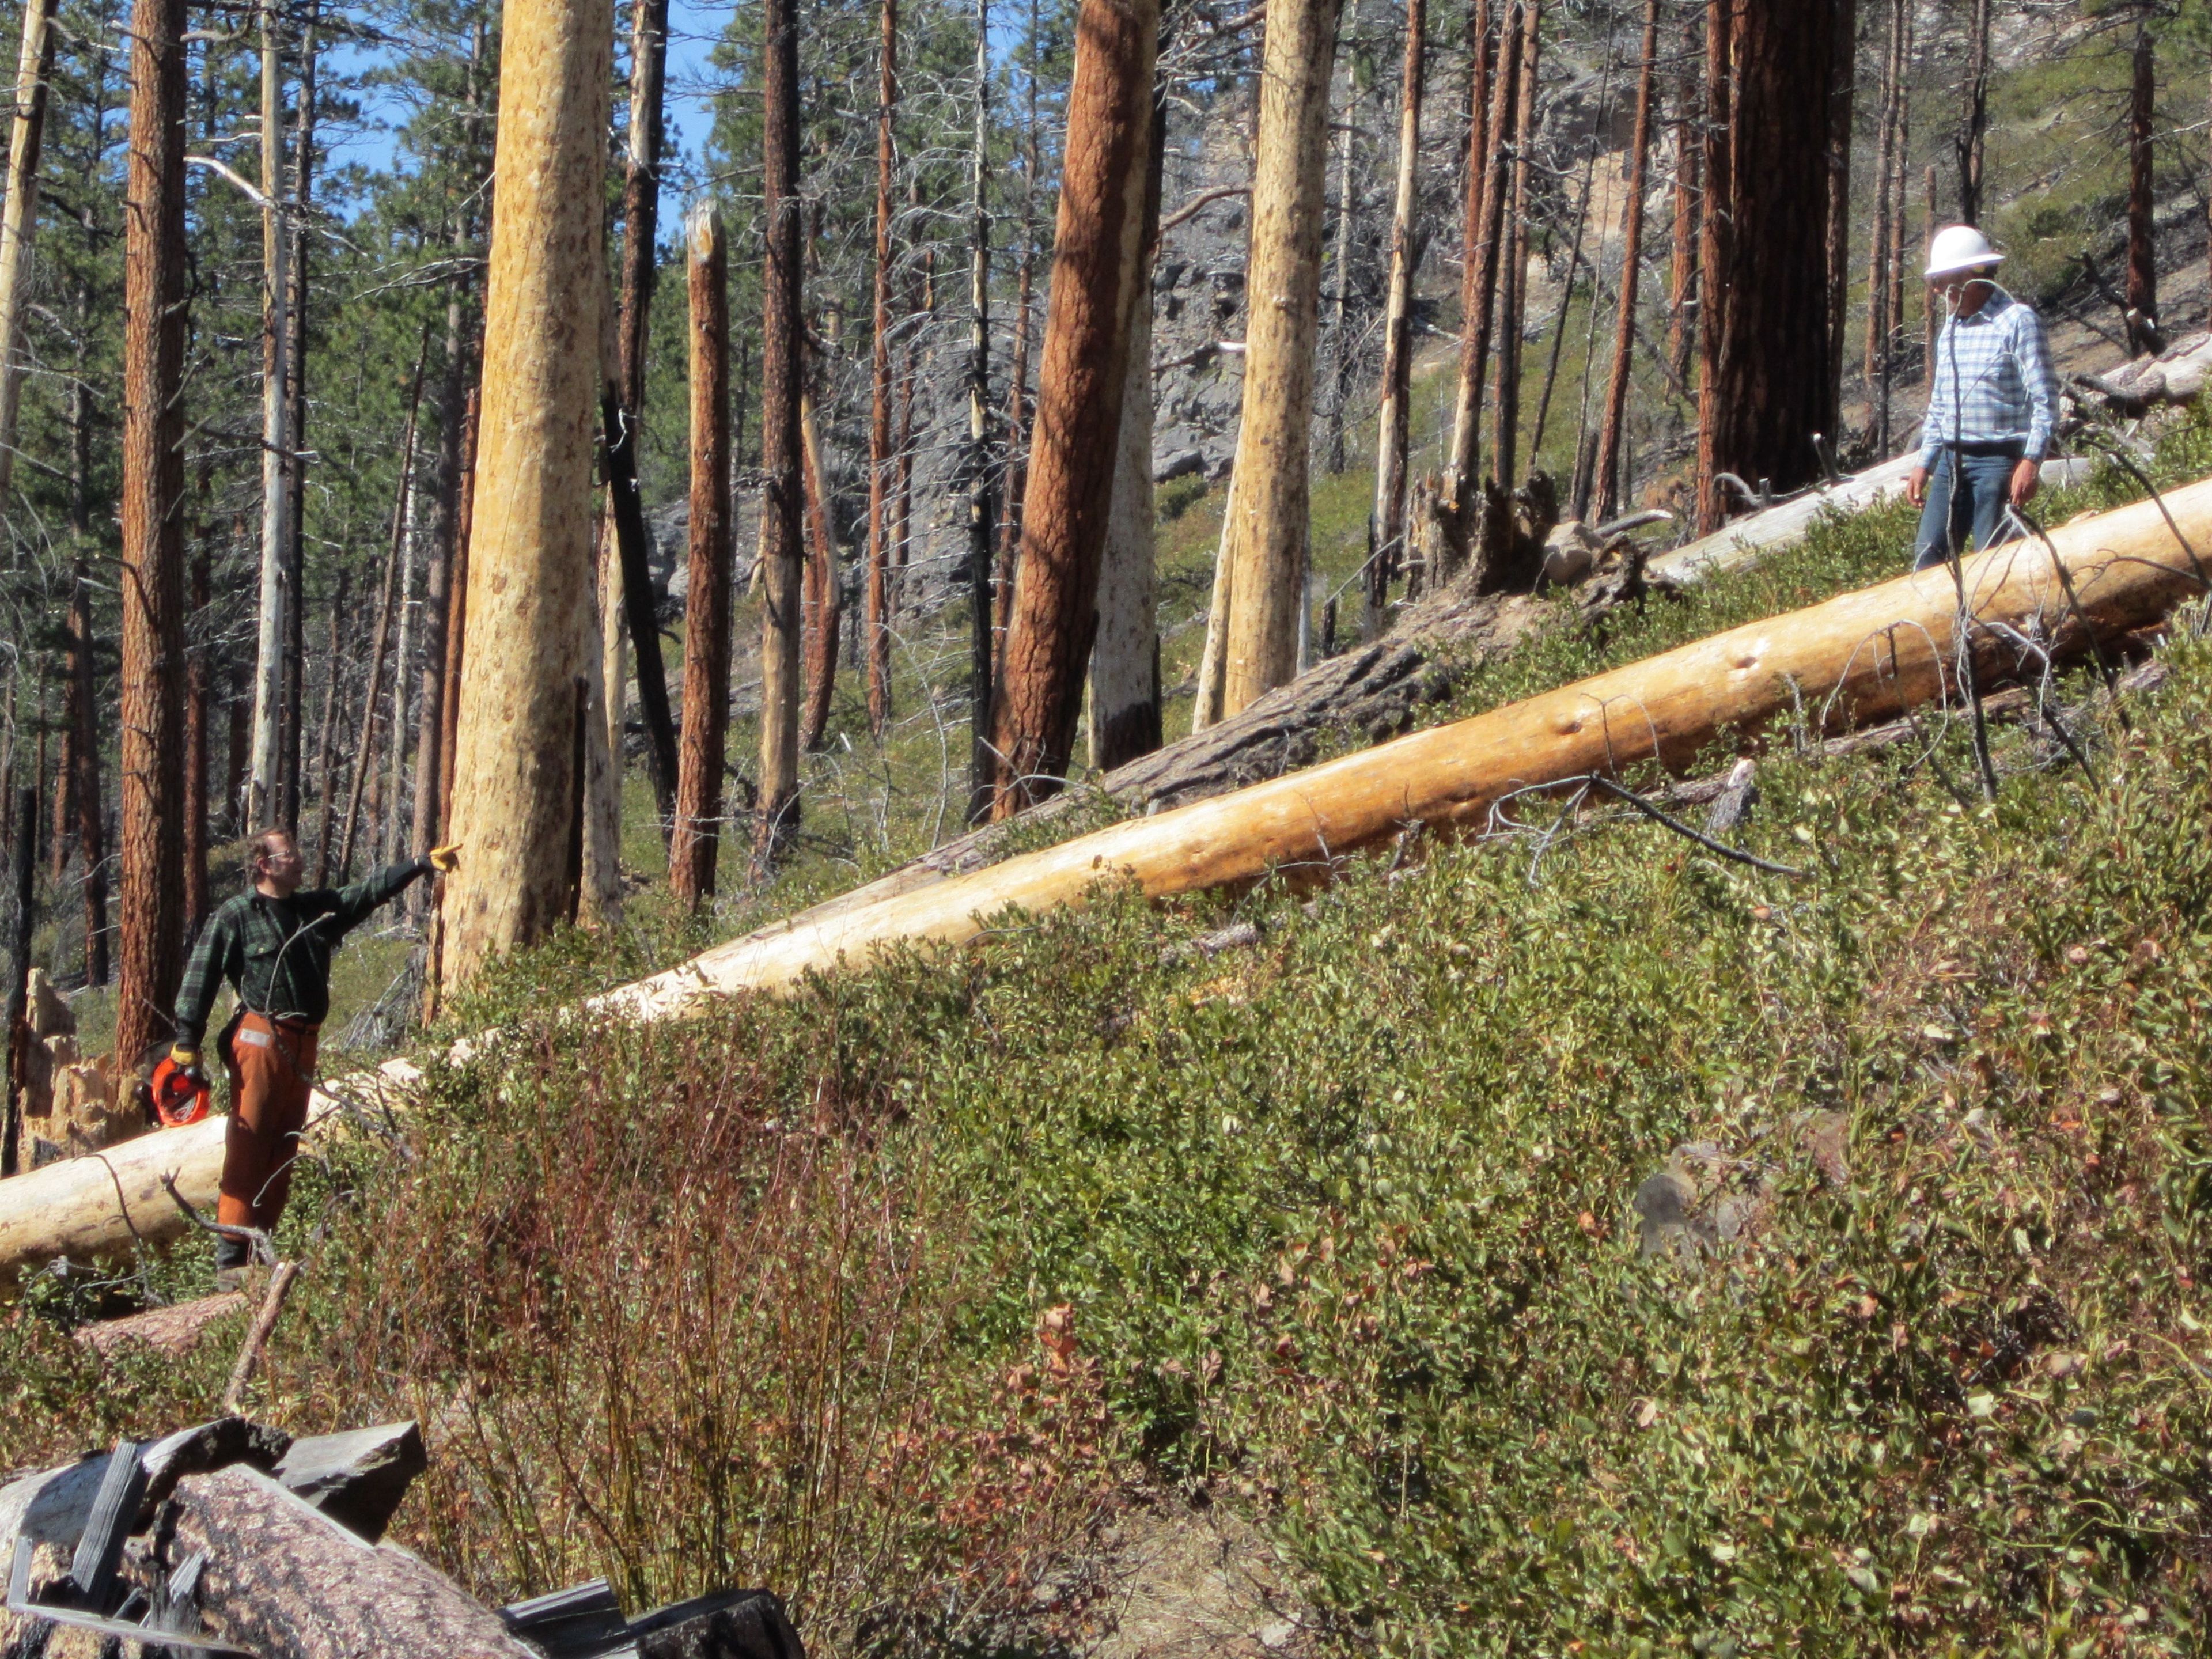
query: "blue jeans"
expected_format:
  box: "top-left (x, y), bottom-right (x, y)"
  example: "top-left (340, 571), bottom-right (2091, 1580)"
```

top-left (1914, 448), bottom-right (2022, 571)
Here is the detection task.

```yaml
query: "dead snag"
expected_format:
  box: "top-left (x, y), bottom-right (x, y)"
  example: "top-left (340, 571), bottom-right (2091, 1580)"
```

top-left (438, 0), bottom-right (613, 991)
top-left (1366, 0), bottom-right (1425, 638)
top-left (865, 0), bottom-right (899, 735)
top-left (673, 206), bottom-right (733, 906)
top-left (1592, 0), bottom-right (1660, 522)
top-left (755, 0), bottom-right (805, 866)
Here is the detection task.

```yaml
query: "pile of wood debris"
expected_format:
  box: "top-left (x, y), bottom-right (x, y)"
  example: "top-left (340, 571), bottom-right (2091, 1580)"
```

top-left (0, 1416), bottom-right (802, 1658)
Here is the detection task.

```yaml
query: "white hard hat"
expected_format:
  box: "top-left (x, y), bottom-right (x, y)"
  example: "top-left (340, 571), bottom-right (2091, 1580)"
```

top-left (1925, 224), bottom-right (2004, 280)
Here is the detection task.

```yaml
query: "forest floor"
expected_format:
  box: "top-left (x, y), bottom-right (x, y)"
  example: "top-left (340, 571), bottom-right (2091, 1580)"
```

top-left (11, 415), bottom-right (2212, 1655)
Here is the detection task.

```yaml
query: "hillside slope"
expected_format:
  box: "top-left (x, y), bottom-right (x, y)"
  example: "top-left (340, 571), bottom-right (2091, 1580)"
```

top-left (12, 475), bottom-right (2212, 1655)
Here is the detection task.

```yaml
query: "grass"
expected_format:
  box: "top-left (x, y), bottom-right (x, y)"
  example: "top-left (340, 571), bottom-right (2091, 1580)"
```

top-left (12, 415), bottom-right (2212, 1654)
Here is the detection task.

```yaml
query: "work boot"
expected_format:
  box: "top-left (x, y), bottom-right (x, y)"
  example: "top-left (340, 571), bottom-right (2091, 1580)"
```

top-left (213, 1233), bottom-right (251, 1296)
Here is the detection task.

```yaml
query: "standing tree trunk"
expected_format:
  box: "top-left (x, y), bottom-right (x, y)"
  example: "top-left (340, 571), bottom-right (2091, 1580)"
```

top-left (1210, 0), bottom-right (1345, 719)
top-left (436, 0), bottom-right (611, 990)
top-left (998, 7), bottom-right (1041, 634)
top-left (1664, 8), bottom-right (1699, 388)
top-left (3, 785), bottom-right (33, 1176)
top-left (0, 0), bottom-right (57, 511)
top-left (1323, 0), bottom-right (1365, 476)
top-left (382, 472), bottom-right (418, 863)
top-left (1863, 0), bottom-right (1901, 456)
top-left (185, 532), bottom-right (210, 933)
top-left (66, 562), bottom-right (105, 986)
top-left (410, 290), bottom-right (471, 895)
top-left (279, 2), bottom-right (319, 834)
top-left (1090, 59), bottom-right (1168, 773)
top-left (964, 0), bottom-right (997, 823)
top-left (1441, 0), bottom-right (1519, 557)
top-left (865, 0), bottom-right (899, 736)
top-left (1365, 0), bottom-right (1425, 639)
top-left (754, 0), bottom-right (805, 865)
top-left (985, 0), bottom-right (1161, 813)
top-left (337, 358), bottom-right (425, 884)
top-left (798, 383), bottom-right (842, 752)
top-left (117, 0), bottom-right (189, 1067)
top-left (1922, 161), bottom-right (1937, 382)
top-left (1697, 0), bottom-right (1838, 533)
top-left (1694, 0), bottom-right (1736, 535)
top-left (1820, 0), bottom-right (1855, 442)
top-left (671, 204), bottom-right (731, 906)
top-left (1592, 0), bottom-right (1660, 522)
top-left (1489, 1), bottom-right (1538, 499)
top-left (2126, 18), bottom-right (2159, 356)
top-left (1956, 0), bottom-right (1989, 226)
top-left (247, 0), bottom-right (292, 832)
top-left (309, 569), bottom-right (349, 885)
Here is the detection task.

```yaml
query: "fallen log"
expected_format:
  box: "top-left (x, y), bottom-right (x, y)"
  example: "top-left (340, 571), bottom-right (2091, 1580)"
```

top-left (597, 475), bottom-right (2212, 1020)
top-left (3, 478), bottom-right (2206, 1281)
top-left (162, 1463), bottom-right (539, 1659)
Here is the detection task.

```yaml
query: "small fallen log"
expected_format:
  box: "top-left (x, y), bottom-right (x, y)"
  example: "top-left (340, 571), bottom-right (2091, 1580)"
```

top-left (2073, 331), bottom-right (2212, 415)
top-left (73, 1289), bottom-right (250, 1357)
top-left (162, 1464), bottom-right (538, 1659)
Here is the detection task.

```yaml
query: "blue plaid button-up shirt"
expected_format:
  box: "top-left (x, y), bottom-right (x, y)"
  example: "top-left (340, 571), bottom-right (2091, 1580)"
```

top-left (1917, 288), bottom-right (2059, 467)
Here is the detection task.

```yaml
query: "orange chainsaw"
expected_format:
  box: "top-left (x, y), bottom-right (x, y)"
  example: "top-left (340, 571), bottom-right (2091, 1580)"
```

top-left (148, 1052), bottom-right (211, 1127)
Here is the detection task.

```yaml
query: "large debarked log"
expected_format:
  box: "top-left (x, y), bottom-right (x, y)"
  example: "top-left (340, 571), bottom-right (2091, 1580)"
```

top-left (5, 476), bottom-right (2208, 1281)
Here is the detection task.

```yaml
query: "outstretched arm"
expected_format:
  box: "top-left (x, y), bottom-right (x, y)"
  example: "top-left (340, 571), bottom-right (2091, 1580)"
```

top-left (329, 859), bottom-right (434, 931)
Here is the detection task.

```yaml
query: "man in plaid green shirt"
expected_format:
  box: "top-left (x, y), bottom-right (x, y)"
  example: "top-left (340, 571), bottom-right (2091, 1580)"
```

top-left (168, 828), bottom-right (459, 1287)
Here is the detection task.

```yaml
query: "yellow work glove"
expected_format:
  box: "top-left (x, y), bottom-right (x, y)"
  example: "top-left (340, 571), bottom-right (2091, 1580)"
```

top-left (168, 1045), bottom-right (205, 1081)
top-left (427, 843), bottom-right (462, 875)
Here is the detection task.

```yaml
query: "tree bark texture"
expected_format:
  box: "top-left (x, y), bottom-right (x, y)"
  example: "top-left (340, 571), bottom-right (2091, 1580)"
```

top-left (248, 0), bottom-right (293, 833)
top-left (411, 298), bottom-right (471, 891)
top-left (986, 0), bottom-right (1161, 815)
top-left (1956, 0), bottom-right (1988, 226)
top-left (672, 207), bottom-right (732, 906)
top-left (1699, 0), bottom-right (1838, 532)
top-left (1591, 0), bottom-right (1658, 523)
top-left (1444, 1), bottom-right (1519, 540)
top-left (162, 1465), bottom-right (541, 1659)
top-left (2126, 20), bottom-right (2158, 354)
top-left (1213, 0), bottom-right (1344, 718)
top-left (1090, 58), bottom-right (1168, 774)
top-left (1820, 0), bottom-right (1854, 441)
top-left (438, 0), bottom-right (612, 991)
top-left (865, 0), bottom-right (898, 736)
top-left (1366, 0), bottom-right (1425, 639)
top-left (754, 0), bottom-right (805, 865)
top-left (118, 0), bottom-right (189, 1068)
top-left (798, 384), bottom-right (843, 753)
top-left (1664, 9), bottom-right (1699, 385)
top-left (0, 0), bottom-right (57, 510)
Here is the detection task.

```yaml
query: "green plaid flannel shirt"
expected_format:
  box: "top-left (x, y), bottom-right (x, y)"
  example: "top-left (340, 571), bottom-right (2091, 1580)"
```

top-left (172, 861), bottom-right (429, 1048)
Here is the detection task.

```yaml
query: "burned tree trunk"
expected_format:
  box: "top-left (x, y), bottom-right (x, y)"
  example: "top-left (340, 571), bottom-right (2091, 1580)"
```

top-left (1698, 0), bottom-right (1838, 532)
top-left (117, 0), bottom-right (189, 1067)
top-left (1442, 1), bottom-right (1520, 563)
top-left (1863, 0), bottom-right (1903, 456)
top-left (1211, 0), bottom-right (1345, 717)
top-left (865, 0), bottom-right (899, 736)
top-left (247, 0), bottom-right (293, 833)
top-left (1090, 47), bottom-right (1168, 774)
top-left (1366, 0), bottom-right (1425, 639)
top-left (1664, 9), bottom-right (1699, 387)
top-left (2126, 19), bottom-right (2159, 356)
top-left (437, 0), bottom-right (612, 990)
top-left (1956, 0), bottom-right (1989, 226)
top-left (964, 0), bottom-right (996, 823)
top-left (1488, 1), bottom-right (1537, 498)
top-left (1821, 0), bottom-right (1854, 438)
top-left (672, 205), bottom-right (732, 906)
top-left (1592, 0), bottom-right (1660, 522)
top-left (755, 0), bottom-right (805, 865)
top-left (798, 385), bottom-right (842, 753)
top-left (987, 0), bottom-right (1160, 814)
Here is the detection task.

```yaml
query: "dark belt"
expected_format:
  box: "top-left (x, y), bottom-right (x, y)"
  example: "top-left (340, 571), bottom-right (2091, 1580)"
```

top-left (1944, 439), bottom-right (2026, 459)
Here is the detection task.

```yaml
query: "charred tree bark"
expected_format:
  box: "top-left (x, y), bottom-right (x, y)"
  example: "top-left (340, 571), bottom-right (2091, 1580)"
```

top-left (1956, 0), bottom-right (1989, 226)
top-left (1488, 1), bottom-right (1537, 498)
top-left (754, 0), bottom-right (805, 866)
top-left (986, 0), bottom-right (1161, 815)
top-left (1211, 0), bottom-right (1344, 718)
top-left (437, 0), bottom-right (613, 987)
top-left (798, 385), bottom-right (842, 753)
top-left (0, 0), bottom-right (57, 511)
top-left (1442, 1), bottom-right (1519, 561)
top-left (1366, 0), bottom-right (1425, 639)
top-left (865, 0), bottom-right (899, 736)
top-left (117, 0), bottom-right (189, 1067)
top-left (1664, 9), bottom-right (1699, 387)
top-left (1698, 0), bottom-right (1836, 533)
top-left (1090, 40), bottom-right (1169, 774)
top-left (672, 204), bottom-right (731, 906)
top-left (964, 0), bottom-right (997, 823)
top-left (1592, 0), bottom-right (1660, 523)
top-left (1821, 0), bottom-right (1854, 440)
top-left (2126, 19), bottom-right (2159, 356)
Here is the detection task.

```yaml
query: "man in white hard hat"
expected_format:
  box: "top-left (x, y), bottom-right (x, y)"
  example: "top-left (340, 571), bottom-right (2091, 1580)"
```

top-left (1906, 224), bottom-right (2059, 570)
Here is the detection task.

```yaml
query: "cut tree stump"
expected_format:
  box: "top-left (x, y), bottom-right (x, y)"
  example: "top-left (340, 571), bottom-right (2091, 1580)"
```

top-left (162, 1463), bottom-right (540, 1659)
